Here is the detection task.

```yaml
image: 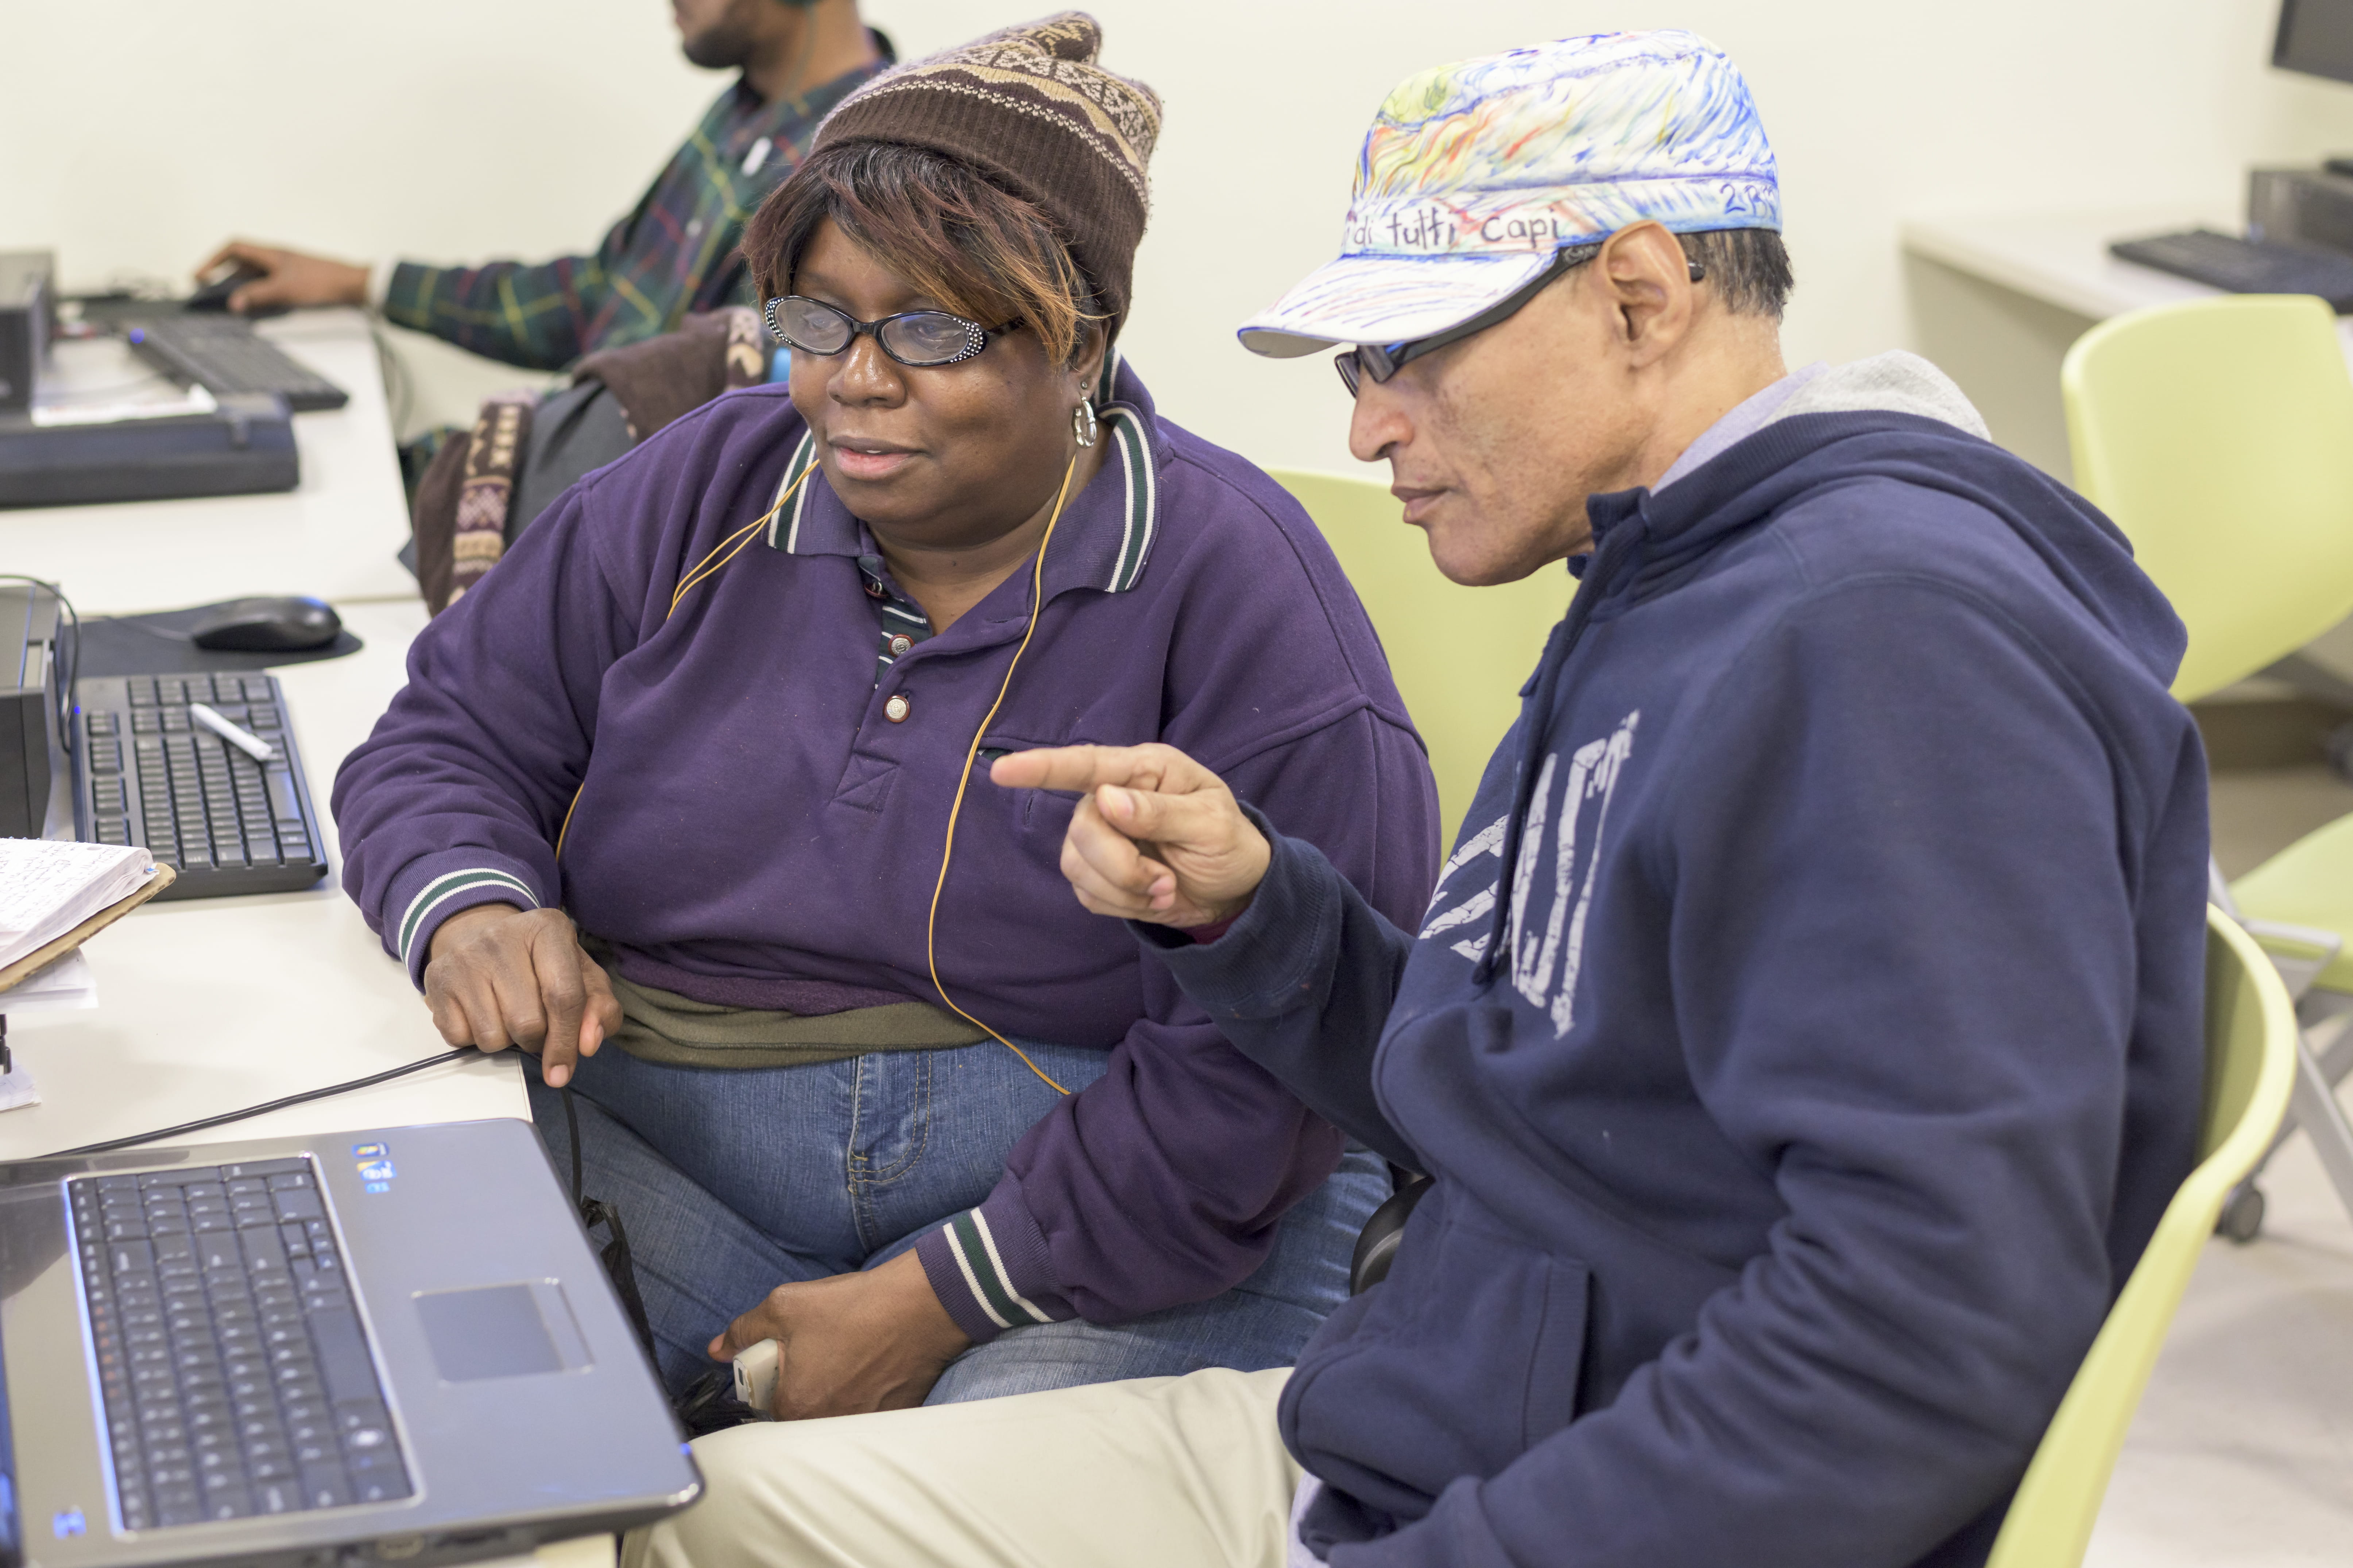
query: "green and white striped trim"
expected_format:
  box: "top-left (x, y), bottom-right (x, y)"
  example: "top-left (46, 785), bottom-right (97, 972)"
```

top-left (767, 429), bottom-right (822, 552)
top-left (760, 404), bottom-right (1158, 593)
top-left (396, 869), bottom-right (539, 965)
top-left (874, 596), bottom-right (932, 680)
top-left (941, 1210), bottom-right (1052, 1331)
top-left (1102, 407), bottom-right (1155, 593)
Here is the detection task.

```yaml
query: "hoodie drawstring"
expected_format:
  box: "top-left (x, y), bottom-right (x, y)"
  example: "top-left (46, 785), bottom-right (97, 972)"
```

top-left (1474, 505), bottom-right (1653, 985)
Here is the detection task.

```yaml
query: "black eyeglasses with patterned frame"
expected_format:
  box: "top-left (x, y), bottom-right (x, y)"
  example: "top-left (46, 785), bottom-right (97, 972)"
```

top-left (766, 295), bottom-right (1021, 369)
top-left (1333, 243), bottom-right (1707, 396)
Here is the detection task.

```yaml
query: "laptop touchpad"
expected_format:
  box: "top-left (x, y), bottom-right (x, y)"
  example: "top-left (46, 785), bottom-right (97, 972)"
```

top-left (415, 1283), bottom-right (574, 1382)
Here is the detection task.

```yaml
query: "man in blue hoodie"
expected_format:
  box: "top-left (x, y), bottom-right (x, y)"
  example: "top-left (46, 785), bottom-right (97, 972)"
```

top-left (623, 31), bottom-right (2209, 1568)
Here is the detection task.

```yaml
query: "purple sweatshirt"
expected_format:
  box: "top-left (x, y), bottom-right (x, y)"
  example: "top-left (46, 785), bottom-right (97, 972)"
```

top-left (332, 362), bottom-right (1440, 1341)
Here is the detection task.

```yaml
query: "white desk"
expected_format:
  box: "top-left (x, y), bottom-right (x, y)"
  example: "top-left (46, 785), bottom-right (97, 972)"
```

top-left (0, 598), bottom-right (527, 1159)
top-left (0, 314), bottom-right (605, 1568)
top-left (1900, 208), bottom-right (2353, 478)
top-left (0, 308), bottom-right (524, 1164)
top-left (0, 308), bottom-right (417, 615)
top-left (0, 603), bottom-right (589, 1567)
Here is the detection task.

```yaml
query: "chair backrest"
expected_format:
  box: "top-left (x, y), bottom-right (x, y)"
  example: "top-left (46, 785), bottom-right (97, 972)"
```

top-left (1269, 469), bottom-right (1568, 843)
top-left (2059, 294), bottom-right (2353, 703)
top-left (1985, 906), bottom-right (2298, 1568)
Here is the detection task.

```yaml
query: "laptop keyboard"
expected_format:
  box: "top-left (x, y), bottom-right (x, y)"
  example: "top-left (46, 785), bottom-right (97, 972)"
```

top-left (69, 1158), bottom-right (411, 1530)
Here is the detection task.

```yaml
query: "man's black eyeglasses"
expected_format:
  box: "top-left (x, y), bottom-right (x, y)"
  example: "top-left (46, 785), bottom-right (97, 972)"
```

top-left (766, 295), bottom-right (1017, 369)
top-left (1334, 244), bottom-right (1706, 396)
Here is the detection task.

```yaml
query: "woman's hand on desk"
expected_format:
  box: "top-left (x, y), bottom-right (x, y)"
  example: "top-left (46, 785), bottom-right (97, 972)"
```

top-left (991, 743), bottom-right (1269, 928)
top-left (710, 1250), bottom-right (972, 1420)
top-left (422, 906), bottom-right (622, 1088)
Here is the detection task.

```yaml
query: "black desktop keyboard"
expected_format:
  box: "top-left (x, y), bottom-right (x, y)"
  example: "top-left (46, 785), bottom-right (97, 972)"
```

top-left (70, 1159), bottom-right (411, 1529)
top-left (121, 316), bottom-right (351, 413)
top-left (2110, 229), bottom-right (2353, 312)
top-left (74, 672), bottom-right (330, 900)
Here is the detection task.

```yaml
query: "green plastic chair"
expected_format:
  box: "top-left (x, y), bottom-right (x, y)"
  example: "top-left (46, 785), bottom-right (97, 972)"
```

top-left (2061, 294), bottom-right (2353, 1233)
top-left (1269, 469), bottom-right (1568, 844)
top-left (2062, 294), bottom-right (2353, 704)
top-left (1985, 907), bottom-right (2297, 1568)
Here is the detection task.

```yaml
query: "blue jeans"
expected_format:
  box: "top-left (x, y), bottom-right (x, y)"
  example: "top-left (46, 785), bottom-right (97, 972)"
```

top-left (524, 1039), bottom-right (1387, 1404)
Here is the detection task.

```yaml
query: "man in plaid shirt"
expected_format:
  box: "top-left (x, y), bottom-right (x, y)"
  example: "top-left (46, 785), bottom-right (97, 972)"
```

top-left (198, 0), bottom-right (890, 372)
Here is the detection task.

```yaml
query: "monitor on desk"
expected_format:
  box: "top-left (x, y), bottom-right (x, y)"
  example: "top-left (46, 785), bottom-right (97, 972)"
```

top-left (2278, 0), bottom-right (2353, 86)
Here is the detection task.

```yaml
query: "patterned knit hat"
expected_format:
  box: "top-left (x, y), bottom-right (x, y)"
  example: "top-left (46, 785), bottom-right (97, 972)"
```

top-left (814, 12), bottom-right (1161, 344)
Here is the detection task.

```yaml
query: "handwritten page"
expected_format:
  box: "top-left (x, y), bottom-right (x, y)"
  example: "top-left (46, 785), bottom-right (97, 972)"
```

top-left (0, 839), bottom-right (156, 972)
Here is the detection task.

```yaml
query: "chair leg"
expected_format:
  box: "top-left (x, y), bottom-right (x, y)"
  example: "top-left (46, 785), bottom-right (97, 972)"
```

top-left (2319, 1018), bottom-right (2353, 1089)
top-left (2229, 1012), bottom-right (2353, 1201)
top-left (2211, 920), bottom-right (2351, 1239)
top-left (2290, 1035), bottom-right (2353, 1225)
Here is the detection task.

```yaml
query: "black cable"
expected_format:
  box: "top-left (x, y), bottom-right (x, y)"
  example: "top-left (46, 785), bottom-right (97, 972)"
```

top-left (39, 1046), bottom-right (479, 1160)
top-left (0, 574), bottom-right (79, 762)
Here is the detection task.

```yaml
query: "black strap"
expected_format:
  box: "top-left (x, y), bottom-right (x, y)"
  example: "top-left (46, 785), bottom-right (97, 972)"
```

top-left (561, 1083), bottom-right (659, 1363)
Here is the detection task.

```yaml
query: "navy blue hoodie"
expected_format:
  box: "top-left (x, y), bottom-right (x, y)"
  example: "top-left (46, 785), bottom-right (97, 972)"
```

top-left (1148, 355), bottom-right (2209, 1568)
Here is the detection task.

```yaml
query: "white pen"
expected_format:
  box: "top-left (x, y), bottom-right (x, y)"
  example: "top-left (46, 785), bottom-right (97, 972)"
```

top-left (188, 701), bottom-right (280, 762)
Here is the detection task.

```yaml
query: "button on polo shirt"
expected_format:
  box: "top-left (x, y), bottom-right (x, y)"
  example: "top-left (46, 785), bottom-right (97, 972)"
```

top-left (765, 400), bottom-right (1164, 719)
top-left (857, 551), bottom-right (935, 686)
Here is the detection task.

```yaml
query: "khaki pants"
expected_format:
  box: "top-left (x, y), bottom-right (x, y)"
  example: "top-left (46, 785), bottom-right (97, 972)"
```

top-left (624, 1368), bottom-right (1301, 1568)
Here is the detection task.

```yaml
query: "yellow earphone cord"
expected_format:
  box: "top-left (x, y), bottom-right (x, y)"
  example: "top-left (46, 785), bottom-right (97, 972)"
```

top-left (562, 449), bottom-right (1082, 1096)
top-left (923, 452), bottom-right (1082, 1096)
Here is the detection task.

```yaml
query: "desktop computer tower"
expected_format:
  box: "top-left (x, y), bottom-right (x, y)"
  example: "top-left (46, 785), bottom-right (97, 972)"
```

top-left (2249, 168), bottom-right (2353, 258)
top-left (0, 583), bottom-right (60, 839)
top-left (0, 251), bottom-right (52, 416)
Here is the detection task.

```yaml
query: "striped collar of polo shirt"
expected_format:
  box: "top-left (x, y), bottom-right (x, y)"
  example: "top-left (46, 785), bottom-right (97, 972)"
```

top-left (762, 377), bottom-right (1162, 607)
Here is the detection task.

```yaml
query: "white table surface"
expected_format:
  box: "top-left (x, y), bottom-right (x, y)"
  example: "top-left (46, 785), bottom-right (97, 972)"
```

top-left (0, 598), bottom-right (528, 1162)
top-left (0, 317), bottom-right (605, 1567)
top-left (1903, 207), bottom-right (2353, 357)
top-left (0, 307), bottom-right (418, 615)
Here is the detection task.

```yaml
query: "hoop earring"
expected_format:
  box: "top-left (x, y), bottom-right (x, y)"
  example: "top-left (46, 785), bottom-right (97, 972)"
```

top-left (1073, 400), bottom-right (1099, 449)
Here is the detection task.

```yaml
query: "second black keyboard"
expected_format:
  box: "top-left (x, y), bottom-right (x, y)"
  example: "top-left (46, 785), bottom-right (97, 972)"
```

top-left (2110, 228), bottom-right (2353, 312)
top-left (122, 315), bottom-right (351, 413)
top-left (74, 672), bottom-right (330, 900)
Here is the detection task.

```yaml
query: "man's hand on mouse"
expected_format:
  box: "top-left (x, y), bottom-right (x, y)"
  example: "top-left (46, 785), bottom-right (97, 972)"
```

top-left (711, 1250), bottom-right (972, 1420)
top-left (195, 241), bottom-right (370, 314)
top-left (422, 905), bottom-right (620, 1087)
top-left (989, 743), bottom-right (1269, 929)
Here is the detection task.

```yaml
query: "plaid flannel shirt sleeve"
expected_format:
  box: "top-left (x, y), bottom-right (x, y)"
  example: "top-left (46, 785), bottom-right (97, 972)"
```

top-left (380, 203), bottom-right (641, 372)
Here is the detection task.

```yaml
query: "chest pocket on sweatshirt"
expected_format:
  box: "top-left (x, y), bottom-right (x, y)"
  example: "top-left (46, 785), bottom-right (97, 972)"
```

top-left (832, 751), bottom-right (897, 815)
top-left (1286, 1194), bottom-right (1593, 1488)
top-left (979, 731), bottom-right (1104, 832)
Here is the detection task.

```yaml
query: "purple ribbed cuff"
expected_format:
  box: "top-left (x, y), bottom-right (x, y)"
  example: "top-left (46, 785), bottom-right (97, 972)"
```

top-left (382, 855), bottom-right (545, 989)
top-left (913, 1188), bottom-right (1071, 1346)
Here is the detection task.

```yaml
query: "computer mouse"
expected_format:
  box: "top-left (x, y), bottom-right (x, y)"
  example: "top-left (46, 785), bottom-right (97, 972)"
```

top-left (187, 260), bottom-right (270, 313)
top-left (187, 595), bottom-right (342, 653)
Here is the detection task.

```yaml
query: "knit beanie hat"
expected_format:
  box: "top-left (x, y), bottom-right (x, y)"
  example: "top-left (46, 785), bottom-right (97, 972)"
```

top-left (812, 12), bottom-right (1161, 344)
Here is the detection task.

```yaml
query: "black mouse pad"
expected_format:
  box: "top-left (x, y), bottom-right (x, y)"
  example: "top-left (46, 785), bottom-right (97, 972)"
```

top-left (73, 603), bottom-right (365, 679)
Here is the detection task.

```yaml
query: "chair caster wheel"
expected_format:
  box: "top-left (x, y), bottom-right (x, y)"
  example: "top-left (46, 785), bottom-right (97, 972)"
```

top-left (2217, 1182), bottom-right (2266, 1244)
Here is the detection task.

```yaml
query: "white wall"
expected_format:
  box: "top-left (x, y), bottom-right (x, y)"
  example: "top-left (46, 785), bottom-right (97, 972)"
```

top-left (6, 1), bottom-right (2353, 469)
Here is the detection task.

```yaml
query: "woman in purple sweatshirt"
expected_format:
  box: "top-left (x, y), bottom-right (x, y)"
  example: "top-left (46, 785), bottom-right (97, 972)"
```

top-left (330, 16), bottom-right (1437, 1415)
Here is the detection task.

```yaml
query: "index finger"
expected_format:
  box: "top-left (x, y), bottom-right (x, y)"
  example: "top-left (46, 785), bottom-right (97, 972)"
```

top-left (532, 924), bottom-right (589, 1088)
top-left (990, 743), bottom-right (1188, 794)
